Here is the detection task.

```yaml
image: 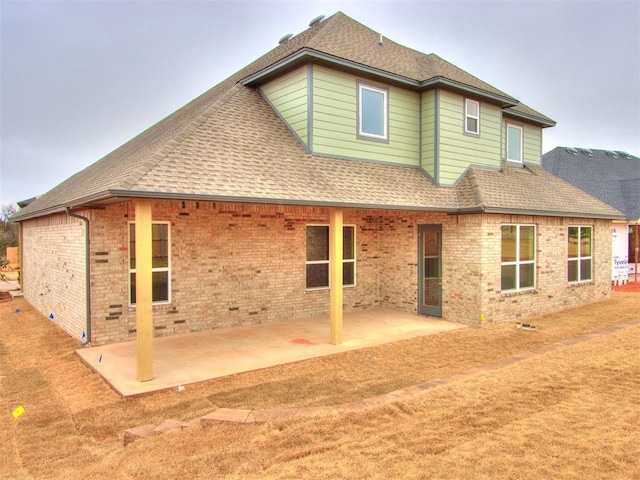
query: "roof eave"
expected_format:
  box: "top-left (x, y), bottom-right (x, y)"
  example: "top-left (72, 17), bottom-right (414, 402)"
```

top-left (420, 77), bottom-right (517, 107)
top-left (503, 108), bottom-right (556, 128)
top-left (481, 206), bottom-right (625, 220)
top-left (108, 189), bottom-right (462, 213)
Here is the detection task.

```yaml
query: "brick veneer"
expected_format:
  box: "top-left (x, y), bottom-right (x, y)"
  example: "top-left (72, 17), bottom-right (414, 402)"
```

top-left (21, 212), bottom-right (87, 339)
top-left (21, 201), bottom-right (613, 345)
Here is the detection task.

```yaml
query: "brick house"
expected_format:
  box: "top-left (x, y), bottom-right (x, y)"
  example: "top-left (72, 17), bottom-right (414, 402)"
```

top-left (542, 147), bottom-right (640, 284)
top-left (12, 12), bottom-right (623, 349)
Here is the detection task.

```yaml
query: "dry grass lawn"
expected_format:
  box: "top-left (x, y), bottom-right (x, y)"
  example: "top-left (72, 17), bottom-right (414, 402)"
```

top-left (1, 293), bottom-right (639, 479)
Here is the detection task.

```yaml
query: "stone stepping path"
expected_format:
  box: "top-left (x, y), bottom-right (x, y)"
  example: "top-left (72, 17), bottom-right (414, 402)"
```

top-left (124, 318), bottom-right (640, 446)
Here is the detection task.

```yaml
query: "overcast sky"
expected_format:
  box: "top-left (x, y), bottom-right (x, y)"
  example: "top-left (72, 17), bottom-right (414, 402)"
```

top-left (1, 0), bottom-right (638, 207)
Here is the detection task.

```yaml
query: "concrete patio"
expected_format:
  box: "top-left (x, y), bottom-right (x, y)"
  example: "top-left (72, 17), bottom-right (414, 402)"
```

top-left (76, 309), bottom-right (466, 397)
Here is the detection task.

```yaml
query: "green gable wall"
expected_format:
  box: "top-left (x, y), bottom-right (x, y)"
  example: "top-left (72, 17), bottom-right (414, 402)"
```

top-left (421, 90), bottom-right (436, 178)
top-left (260, 66), bottom-right (309, 147)
top-left (437, 90), bottom-right (501, 185)
top-left (311, 65), bottom-right (420, 166)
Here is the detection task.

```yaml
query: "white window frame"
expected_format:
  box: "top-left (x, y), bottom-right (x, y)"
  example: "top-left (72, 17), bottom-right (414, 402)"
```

top-left (465, 98), bottom-right (480, 135)
top-left (357, 83), bottom-right (388, 141)
top-left (501, 224), bottom-right (536, 293)
top-left (128, 221), bottom-right (171, 306)
top-left (568, 226), bottom-right (593, 284)
top-left (305, 224), bottom-right (356, 290)
top-left (507, 123), bottom-right (524, 164)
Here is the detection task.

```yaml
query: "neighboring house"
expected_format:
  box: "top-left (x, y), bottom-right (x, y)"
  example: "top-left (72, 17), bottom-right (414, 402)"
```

top-left (542, 147), bottom-right (640, 284)
top-left (12, 12), bottom-right (623, 349)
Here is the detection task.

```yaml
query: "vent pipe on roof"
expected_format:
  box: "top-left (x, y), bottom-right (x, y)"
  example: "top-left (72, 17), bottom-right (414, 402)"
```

top-left (379, 33), bottom-right (384, 46)
top-left (278, 33), bottom-right (293, 44)
top-left (309, 15), bottom-right (325, 27)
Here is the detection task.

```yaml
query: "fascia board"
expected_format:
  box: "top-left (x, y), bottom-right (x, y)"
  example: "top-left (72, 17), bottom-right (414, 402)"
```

top-left (242, 49), bottom-right (518, 106)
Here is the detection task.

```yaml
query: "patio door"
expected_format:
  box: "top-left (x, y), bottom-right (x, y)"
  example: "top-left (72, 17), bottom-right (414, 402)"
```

top-left (418, 224), bottom-right (442, 317)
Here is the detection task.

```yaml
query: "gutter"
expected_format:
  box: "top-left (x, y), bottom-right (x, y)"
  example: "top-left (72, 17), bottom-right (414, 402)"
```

top-left (65, 208), bottom-right (91, 346)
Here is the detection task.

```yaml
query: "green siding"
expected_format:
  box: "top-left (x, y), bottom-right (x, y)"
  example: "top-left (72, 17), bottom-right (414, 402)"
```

top-left (502, 118), bottom-right (543, 165)
top-left (437, 90), bottom-right (501, 185)
top-left (261, 66), bottom-right (308, 146)
top-left (421, 90), bottom-right (435, 177)
top-left (312, 65), bottom-right (420, 166)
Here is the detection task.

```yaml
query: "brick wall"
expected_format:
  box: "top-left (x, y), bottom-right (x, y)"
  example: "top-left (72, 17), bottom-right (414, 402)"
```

top-left (21, 212), bottom-right (87, 340)
top-left (479, 214), bottom-right (613, 325)
top-left (37, 200), bottom-right (612, 345)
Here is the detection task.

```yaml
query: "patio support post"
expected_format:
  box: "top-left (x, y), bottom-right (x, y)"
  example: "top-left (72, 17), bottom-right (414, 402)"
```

top-left (135, 200), bottom-right (154, 382)
top-left (329, 208), bottom-right (343, 345)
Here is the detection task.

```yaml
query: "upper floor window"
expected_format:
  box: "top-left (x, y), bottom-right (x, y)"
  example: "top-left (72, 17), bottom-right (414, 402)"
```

top-left (129, 222), bottom-right (171, 305)
top-left (568, 226), bottom-right (592, 283)
top-left (465, 98), bottom-right (480, 135)
top-left (501, 225), bottom-right (536, 292)
top-left (306, 225), bottom-right (356, 289)
top-left (507, 124), bottom-right (524, 163)
top-left (358, 82), bottom-right (388, 141)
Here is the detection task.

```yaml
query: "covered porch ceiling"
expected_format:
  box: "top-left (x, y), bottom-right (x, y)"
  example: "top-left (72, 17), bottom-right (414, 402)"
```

top-left (76, 308), bottom-right (466, 397)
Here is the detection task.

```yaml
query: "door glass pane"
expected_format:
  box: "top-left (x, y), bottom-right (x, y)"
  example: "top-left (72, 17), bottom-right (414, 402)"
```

top-left (501, 226), bottom-right (517, 262)
top-left (423, 278), bottom-right (440, 307)
top-left (422, 230), bottom-right (440, 308)
top-left (519, 226), bottom-right (535, 261)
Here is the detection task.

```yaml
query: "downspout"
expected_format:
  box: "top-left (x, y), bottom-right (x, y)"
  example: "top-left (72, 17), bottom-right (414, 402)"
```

top-left (65, 208), bottom-right (91, 345)
top-left (635, 222), bottom-right (640, 283)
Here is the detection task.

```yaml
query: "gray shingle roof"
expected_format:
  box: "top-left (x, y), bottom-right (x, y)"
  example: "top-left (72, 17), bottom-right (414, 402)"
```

top-left (13, 12), bottom-right (615, 222)
top-left (542, 147), bottom-right (640, 221)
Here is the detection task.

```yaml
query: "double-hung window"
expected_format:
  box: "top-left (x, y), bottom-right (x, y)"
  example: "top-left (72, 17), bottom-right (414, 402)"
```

top-left (507, 124), bottom-right (524, 163)
top-left (129, 222), bottom-right (170, 305)
top-left (358, 82), bottom-right (388, 141)
top-left (501, 225), bottom-right (536, 292)
top-left (465, 98), bottom-right (480, 135)
top-left (306, 225), bottom-right (355, 289)
top-left (568, 226), bottom-right (592, 283)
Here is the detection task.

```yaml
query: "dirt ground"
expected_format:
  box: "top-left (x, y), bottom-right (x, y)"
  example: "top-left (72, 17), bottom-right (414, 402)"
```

top-left (1, 292), bottom-right (639, 479)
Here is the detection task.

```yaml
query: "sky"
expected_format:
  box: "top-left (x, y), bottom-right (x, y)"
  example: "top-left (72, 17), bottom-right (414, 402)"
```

top-left (1, 0), bottom-right (639, 207)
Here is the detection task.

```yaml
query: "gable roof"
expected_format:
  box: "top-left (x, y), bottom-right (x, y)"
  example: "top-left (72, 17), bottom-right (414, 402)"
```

top-left (13, 12), bottom-right (611, 222)
top-left (542, 147), bottom-right (640, 221)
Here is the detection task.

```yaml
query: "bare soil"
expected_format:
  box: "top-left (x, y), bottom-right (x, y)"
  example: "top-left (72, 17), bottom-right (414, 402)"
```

top-left (1, 293), bottom-right (639, 479)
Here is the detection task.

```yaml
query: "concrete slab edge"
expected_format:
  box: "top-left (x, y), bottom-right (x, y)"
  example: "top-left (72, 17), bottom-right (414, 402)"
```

top-left (123, 318), bottom-right (640, 446)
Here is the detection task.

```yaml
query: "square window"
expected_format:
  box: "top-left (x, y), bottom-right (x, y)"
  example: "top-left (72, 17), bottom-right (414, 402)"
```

top-left (507, 124), bottom-right (523, 163)
top-left (465, 99), bottom-right (480, 135)
top-left (501, 224), bottom-right (536, 292)
top-left (306, 225), bottom-right (356, 289)
top-left (358, 83), bottom-right (388, 140)
top-left (568, 226), bottom-right (592, 283)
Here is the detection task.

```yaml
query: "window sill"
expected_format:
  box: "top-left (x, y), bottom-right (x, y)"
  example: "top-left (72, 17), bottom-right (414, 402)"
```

top-left (306, 285), bottom-right (356, 292)
top-left (500, 288), bottom-right (536, 297)
top-left (568, 280), bottom-right (594, 287)
top-left (129, 301), bottom-right (172, 308)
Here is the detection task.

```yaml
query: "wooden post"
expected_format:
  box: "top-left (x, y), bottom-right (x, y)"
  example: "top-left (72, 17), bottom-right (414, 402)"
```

top-left (329, 209), bottom-right (343, 345)
top-left (135, 200), bottom-right (154, 382)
